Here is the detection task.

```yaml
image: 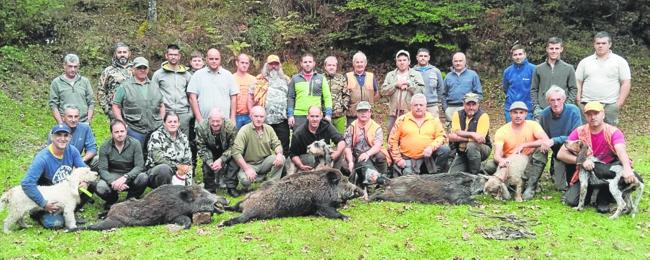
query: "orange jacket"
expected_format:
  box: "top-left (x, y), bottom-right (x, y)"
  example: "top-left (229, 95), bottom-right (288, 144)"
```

top-left (389, 112), bottom-right (447, 161)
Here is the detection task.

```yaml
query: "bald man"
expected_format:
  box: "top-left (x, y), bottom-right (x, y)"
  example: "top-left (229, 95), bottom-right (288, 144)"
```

top-left (195, 108), bottom-right (240, 196)
top-left (443, 52), bottom-right (483, 122)
top-left (232, 106), bottom-right (284, 191)
top-left (187, 48), bottom-right (239, 124)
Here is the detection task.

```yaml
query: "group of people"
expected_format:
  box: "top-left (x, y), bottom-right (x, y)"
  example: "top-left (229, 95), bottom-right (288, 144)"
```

top-left (20, 31), bottom-right (638, 229)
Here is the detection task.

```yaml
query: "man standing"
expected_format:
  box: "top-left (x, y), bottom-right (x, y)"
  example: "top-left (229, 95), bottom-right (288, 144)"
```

top-left (233, 53), bottom-right (256, 128)
top-left (50, 105), bottom-right (98, 169)
top-left (486, 101), bottom-right (550, 200)
top-left (112, 57), bottom-right (165, 150)
top-left (324, 56), bottom-right (350, 134)
top-left (151, 44), bottom-right (193, 136)
top-left (576, 32), bottom-right (631, 126)
top-left (381, 50), bottom-right (424, 132)
top-left (413, 48), bottom-right (446, 124)
top-left (447, 93), bottom-right (491, 175)
top-left (96, 119), bottom-right (148, 209)
top-left (443, 52), bottom-right (482, 122)
top-left (187, 48), bottom-right (239, 124)
top-left (49, 54), bottom-right (94, 124)
top-left (345, 51), bottom-right (379, 126)
top-left (558, 101), bottom-right (636, 212)
top-left (253, 55), bottom-right (291, 153)
top-left (538, 86), bottom-right (582, 191)
top-left (289, 106), bottom-right (347, 172)
top-left (344, 101), bottom-right (389, 184)
top-left (502, 44), bottom-right (535, 122)
top-left (189, 50), bottom-right (205, 74)
top-left (389, 94), bottom-right (450, 175)
top-left (288, 53), bottom-right (333, 129)
top-left (98, 42), bottom-right (132, 120)
top-left (232, 106), bottom-right (284, 191)
top-left (530, 37), bottom-right (577, 118)
top-left (21, 124), bottom-right (87, 229)
top-left (195, 108), bottom-right (239, 196)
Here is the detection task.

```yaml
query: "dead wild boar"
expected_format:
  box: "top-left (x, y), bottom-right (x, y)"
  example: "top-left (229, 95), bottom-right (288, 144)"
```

top-left (220, 168), bottom-right (363, 226)
top-left (369, 172), bottom-right (486, 204)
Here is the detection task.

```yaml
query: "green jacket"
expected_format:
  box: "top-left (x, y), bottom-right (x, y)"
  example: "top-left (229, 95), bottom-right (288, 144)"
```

top-left (48, 74), bottom-right (94, 122)
top-left (113, 78), bottom-right (163, 134)
top-left (151, 62), bottom-right (192, 113)
top-left (287, 72), bottom-right (333, 117)
top-left (195, 119), bottom-right (237, 166)
top-left (97, 136), bottom-right (144, 183)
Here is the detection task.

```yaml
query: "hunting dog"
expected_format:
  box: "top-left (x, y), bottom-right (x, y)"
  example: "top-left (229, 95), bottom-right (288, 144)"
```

top-left (564, 140), bottom-right (645, 219)
top-left (286, 139), bottom-right (333, 176)
top-left (1, 168), bottom-right (98, 233)
top-left (482, 154), bottom-right (529, 202)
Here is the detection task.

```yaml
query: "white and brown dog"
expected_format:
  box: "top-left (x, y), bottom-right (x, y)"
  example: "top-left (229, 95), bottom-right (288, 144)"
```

top-left (564, 140), bottom-right (644, 219)
top-left (286, 139), bottom-right (333, 176)
top-left (1, 168), bottom-right (99, 233)
top-left (482, 154), bottom-right (529, 202)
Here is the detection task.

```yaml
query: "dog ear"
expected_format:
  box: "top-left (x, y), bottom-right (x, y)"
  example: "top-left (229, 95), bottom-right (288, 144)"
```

top-left (68, 172), bottom-right (81, 197)
top-left (576, 143), bottom-right (590, 164)
top-left (325, 170), bottom-right (341, 185)
top-left (324, 146), bottom-right (332, 165)
top-left (499, 183), bottom-right (511, 200)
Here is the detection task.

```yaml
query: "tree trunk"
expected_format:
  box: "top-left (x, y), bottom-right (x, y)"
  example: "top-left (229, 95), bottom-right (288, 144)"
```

top-left (147, 0), bottom-right (157, 23)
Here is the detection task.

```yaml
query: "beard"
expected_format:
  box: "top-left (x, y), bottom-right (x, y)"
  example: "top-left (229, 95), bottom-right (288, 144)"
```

top-left (117, 57), bottom-right (129, 66)
top-left (269, 69), bottom-right (279, 79)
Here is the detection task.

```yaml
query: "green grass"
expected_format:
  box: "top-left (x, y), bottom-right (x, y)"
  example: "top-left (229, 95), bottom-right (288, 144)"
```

top-left (1, 89), bottom-right (649, 259)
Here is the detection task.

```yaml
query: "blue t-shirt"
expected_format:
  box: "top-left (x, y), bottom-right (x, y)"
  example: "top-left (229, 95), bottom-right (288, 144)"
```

top-left (538, 104), bottom-right (583, 145)
top-left (47, 123), bottom-right (97, 155)
top-left (21, 145), bottom-right (87, 207)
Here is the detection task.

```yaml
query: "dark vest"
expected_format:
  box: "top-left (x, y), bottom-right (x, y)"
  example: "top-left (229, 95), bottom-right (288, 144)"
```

top-left (452, 109), bottom-right (492, 150)
top-left (121, 79), bottom-right (163, 133)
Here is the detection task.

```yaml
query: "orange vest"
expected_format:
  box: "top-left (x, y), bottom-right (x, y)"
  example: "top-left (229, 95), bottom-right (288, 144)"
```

top-left (346, 72), bottom-right (375, 117)
top-left (569, 123), bottom-right (621, 185)
top-left (350, 119), bottom-right (392, 165)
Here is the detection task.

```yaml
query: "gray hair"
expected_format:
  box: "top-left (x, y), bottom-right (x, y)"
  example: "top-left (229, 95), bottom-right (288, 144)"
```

top-left (64, 54), bottom-right (79, 64)
top-left (594, 31), bottom-right (611, 43)
top-left (114, 42), bottom-right (129, 52)
top-left (411, 93), bottom-right (427, 103)
top-left (62, 104), bottom-right (80, 115)
top-left (208, 107), bottom-right (225, 120)
top-left (352, 51), bottom-right (367, 63)
top-left (324, 56), bottom-right (338, 66)
top-left (545, 85), bottom-right (567, 101)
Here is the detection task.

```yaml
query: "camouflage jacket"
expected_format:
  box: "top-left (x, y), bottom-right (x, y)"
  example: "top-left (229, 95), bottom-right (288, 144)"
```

top-left (145, 126), bottom-right (192, 174)
top-left (195, 119), bottom-right (237, 166)
top-left (325, 73), bottom-right (350, 118)
top-left (98, 59), bottom-right (133, 117)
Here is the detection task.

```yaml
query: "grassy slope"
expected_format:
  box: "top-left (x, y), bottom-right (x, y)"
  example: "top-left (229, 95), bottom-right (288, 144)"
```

top-left (1, 2), bottom-right (650, 259)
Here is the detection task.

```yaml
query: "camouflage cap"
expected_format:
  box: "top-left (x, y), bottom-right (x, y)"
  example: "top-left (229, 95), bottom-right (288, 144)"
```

top-left (356, 101), bottom-right (372, 111)
top-left (464, 92), bottom-right (480, 103)
top-left (133, 57), bottom-right (149, 68)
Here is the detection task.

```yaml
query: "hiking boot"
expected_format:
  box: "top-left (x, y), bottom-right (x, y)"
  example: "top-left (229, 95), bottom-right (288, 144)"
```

top-left (227, 188), bottom-right (241, 198)
top-left (523, 187), bottom-right (535, 201)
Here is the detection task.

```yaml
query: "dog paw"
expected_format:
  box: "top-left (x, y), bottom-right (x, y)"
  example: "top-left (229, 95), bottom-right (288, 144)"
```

top-left (573, 206), bottom-right (584, 211)
top-left (341, 215), bottom-right (350, 221)
top-left (608, 214), bottom-right (620, 220)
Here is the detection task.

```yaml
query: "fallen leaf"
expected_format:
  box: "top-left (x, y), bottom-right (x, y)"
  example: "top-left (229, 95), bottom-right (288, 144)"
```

top-left (462, 232), bottom-right (471, 241)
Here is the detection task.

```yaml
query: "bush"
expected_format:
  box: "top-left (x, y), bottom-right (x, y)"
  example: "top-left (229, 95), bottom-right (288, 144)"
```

top-left (0, 0), bottom-right (65, 46)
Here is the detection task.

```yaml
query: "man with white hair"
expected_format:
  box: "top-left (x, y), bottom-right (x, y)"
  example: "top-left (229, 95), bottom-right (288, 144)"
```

top-left (443, 52), bottom-right (482, 122)
top-left (195, 108), bottom-right (239, 196)
top-left (538, 86), bottom-right (582, 191)
top-left (49, 53), bottom-right (94, 123)
top-left (232, 106), bottom-right (285, 191)
top-left (389, 94), bottom-right (450, 175)
top-left (252, 54), bottom-right (291, 153)
top-left (346, 51), bottom-right (379, 126)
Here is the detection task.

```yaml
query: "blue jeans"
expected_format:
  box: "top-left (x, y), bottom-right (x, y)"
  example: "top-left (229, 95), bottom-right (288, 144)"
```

top-left (236, 114), bottom-right (251, 129)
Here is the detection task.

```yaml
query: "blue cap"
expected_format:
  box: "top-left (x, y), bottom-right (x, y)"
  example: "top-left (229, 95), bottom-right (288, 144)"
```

top-left (51, 124), bottom-right (71, 134)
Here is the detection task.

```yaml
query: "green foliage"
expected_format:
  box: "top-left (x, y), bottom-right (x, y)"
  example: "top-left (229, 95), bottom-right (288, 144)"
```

top-left (0, 0), bottom-right (65, 46)
top-left (335, 0), bottom-right (482, 49)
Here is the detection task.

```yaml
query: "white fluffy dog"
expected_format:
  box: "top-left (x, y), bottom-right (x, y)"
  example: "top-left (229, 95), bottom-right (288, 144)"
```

top-left (1, 167), bottom-right (98, 233)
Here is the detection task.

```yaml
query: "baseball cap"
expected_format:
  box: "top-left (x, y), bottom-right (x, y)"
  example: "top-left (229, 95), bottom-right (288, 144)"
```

top-left (266, 55), bottom-right (280, 64)
top-left (51, 124), bottom-right (71, 134)
top-left (464, 92), bottom-right (480, 103)
top-left (509, 101), bottom-right (529, 112)
top-left (133, 57), bottom-right (149, 68)
top-left (584, 101), bottom-right (604, 112)
top-left (395, 50), bottom-right (410, 59)
top-left (356, 101), bottom-right (372, 111)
